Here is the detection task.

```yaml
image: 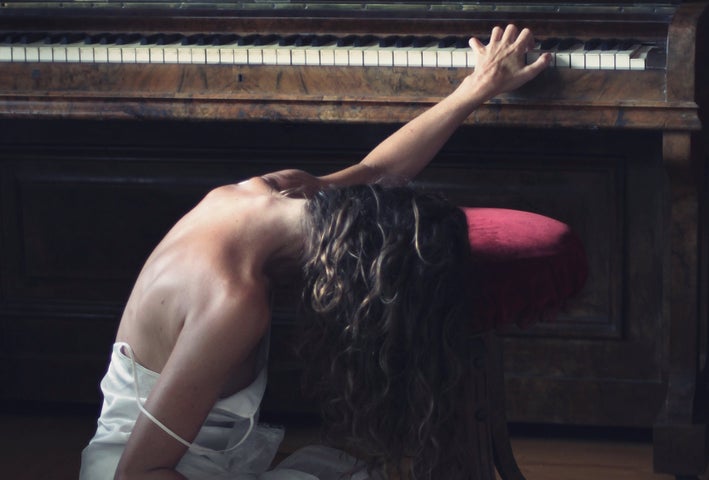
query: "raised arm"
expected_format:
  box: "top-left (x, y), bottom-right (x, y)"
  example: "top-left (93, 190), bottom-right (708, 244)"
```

top-left (319, 24), bottom-right (550, 187)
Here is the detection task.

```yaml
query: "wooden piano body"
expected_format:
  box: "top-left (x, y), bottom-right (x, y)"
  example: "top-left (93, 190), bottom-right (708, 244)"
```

top-left (0, 1), bottom-right (707, 477)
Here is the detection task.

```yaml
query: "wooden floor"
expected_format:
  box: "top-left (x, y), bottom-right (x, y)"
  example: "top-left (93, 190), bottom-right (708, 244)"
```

top-left (0, 405), bottom-right (704, 480)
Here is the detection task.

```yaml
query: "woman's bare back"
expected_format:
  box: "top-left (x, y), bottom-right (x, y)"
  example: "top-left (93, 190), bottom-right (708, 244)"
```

top-left (115, 178), bottom-right (305, 396)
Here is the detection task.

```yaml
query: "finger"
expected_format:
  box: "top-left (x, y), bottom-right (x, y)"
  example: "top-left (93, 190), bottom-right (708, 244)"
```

top-left (489, 26), bottom-right (503, 43)
top-left (501, 24), bottom-right (518, 44)
top-left (515, 27), bottom-right (536, 51)
top-left (521, 52), bottom-right (552, 79)
top-left (468, 36), bottom-right (485, 52)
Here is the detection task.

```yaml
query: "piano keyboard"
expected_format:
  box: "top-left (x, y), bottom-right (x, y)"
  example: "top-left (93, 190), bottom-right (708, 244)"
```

top-left (0, 32), bottom-right (664, 71)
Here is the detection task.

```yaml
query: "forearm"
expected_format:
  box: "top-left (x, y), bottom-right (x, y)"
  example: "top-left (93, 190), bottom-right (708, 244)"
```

top-left (318, 25), bottom-right (549, 188)
top-left (358, 76), bottom-right (490, 183)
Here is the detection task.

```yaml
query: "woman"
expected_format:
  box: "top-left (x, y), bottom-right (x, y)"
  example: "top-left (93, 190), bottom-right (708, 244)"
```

top-left (80, 25), bottom-right (550, 480)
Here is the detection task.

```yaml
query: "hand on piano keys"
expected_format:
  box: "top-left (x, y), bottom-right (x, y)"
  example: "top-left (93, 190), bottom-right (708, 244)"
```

top-left (0, 30), bottom-right (664, 71)
top-left (466, 25), bottom-right (551, 98)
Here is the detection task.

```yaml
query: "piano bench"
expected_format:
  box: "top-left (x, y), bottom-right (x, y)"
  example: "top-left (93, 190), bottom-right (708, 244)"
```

top-left (461, 207), bottom-right (588, 479)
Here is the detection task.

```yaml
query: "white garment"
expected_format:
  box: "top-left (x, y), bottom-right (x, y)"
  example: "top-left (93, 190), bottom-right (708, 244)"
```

top-left (80, 342), bottom-right (372, 480)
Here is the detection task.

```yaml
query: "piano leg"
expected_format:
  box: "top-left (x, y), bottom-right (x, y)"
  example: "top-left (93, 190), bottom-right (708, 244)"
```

top-left (653, 132), bottom-right (709, 478)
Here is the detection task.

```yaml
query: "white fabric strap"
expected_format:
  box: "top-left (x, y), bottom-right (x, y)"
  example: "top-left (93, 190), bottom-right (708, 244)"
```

top-left (121, 342), bottom-right (255, 455)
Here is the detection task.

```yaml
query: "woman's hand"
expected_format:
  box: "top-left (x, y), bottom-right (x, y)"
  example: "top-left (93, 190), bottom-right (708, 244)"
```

top-left (464, 24), bottom-right (551, 99)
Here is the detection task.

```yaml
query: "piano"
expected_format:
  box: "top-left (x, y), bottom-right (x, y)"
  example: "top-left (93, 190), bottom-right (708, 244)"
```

top-left (0, 1), bottom-right (706, 478)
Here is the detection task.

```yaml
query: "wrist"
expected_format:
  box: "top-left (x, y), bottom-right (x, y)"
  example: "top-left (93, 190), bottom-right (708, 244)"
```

top-left (452, 75), bottom-right (495, 110)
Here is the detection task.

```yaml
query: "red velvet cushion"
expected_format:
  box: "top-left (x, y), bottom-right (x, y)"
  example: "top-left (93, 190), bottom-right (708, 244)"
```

top-left (462, 208), bottom-right (588, 331)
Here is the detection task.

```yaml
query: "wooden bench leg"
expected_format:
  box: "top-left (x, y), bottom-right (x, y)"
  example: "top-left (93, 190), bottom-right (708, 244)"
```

top-left (485, 332), bottom-right (526, 480)
top-left (465, 334), bottom-right (496, 479)
top-left (462, 332), bottom-right (526, 479)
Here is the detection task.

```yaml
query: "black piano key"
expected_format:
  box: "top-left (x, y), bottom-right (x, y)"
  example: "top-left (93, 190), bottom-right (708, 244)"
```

top-left (17, 33), bottom-right (46, 44)
top-left (311, 35), bottom-right (336, 47)
top-left (618, 39), bottom-right (639, 50)
top-left (557, 38), bottom-right (582, 50)
top-left (455, 37), bottom-right (469, 48)
top-left (439, 36), bottom-right (468, 49)
top-left (379, 36), bottom-right (399, 48)
top-left (114, 34), bottom-right (142, 46)
top-left (394, 35), bottom-right (415, 48)
top-left (294, 35), bottom-right (316, 47)
top-left (583, 38), bottom-right (602, 50)
top-left (437, 36), bottom-right (457, 48)
top-left (411, 36), bottom-right (432, 48)
top-left (237, 34), bottom-right (259, 46)
top-left (540, 37), bottom-right (559, 50)
top-left (646, 46), bottom-right (666, 70)
top-left (354, 35), bottom-right (377, 47)
top-left (279, 34), bottom-right (300, 46)
top-left (254, 34), bottom-right (279, 46)
top-left (213, 34), bottom-right (239, 46)
top-left (598, 39), bottom-right (618, 50)
top-left (89, 33), bottom-right (119, 45)
top-left (182, 34), bottom-right (207, 46)
top-left (336, 35), bottom-right (357, 47)
top-left (143, 34), bottom-right (161, 45)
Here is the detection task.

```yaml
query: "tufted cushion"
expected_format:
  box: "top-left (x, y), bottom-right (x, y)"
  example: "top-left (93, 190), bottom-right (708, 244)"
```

top-left (462, 208), bottom-right (588, 331)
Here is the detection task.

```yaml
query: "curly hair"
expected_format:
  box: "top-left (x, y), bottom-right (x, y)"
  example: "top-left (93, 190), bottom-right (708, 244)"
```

top-left (298, 184), bottom-right (475, 479)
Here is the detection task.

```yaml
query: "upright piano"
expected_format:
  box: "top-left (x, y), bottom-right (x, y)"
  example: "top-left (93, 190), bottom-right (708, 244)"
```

top-left (0, 1), bottom-right (707, 477)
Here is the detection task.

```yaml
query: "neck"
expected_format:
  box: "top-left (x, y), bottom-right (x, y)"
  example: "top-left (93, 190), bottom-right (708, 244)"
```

top-left (264, 197), bottom-right (307, 281)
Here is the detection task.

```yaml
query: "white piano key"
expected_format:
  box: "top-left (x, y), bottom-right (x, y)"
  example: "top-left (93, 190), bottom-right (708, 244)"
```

top-left (614, 44), bottom-right (640, 70)
top-left (0, 43), bottom-right (12, 62)
top-left (360, 46), bottom-right (378, 66)
top-left (11, 46), bottom-right (26, 62)
top-left (421, 45), bottom-right (438, 67)
top-left (630, 45), bottom-right (653, 70)
top-left (318, 45), bottom-right (336, 66)
top-left (276, 46), bottom-right (293, 65)
top-left (436, 49), bottom-right (454, 68)
top-left (600, 50), bottom-right (616, 70)
top-left (377, 47), bottom-right (395, 67)
top-left (570, 48), bottom-right (586, 69)
top-left (64, 41), bottom-right (85, 63)
top-left (93, 45), bottom-right (109, 63)
top-left (190, 47), bottom-right (206, 64)
top-left (451, 48), bottom-right (468, 68)
top-left (176, 46), bottom-right (192, 64)
top-left (136, 46), bottom-right (152, 63)
top-left (38, 45), bottom-right (54, 62)
top-left (466, 49), bottom-right (476, 68)
top-left (406, 49), bottom-right (422, 67)
top-left (260, 44), bottom-right (280, 65)
top-left (107, 46), bottom-right (123, 63)
top-left (24, 44), bottom-right (41, 62)
top-left (290, 47), bottom-right (307, 65)
top-left (162, 47), bottom-right (178, 63)
top-left (234, 46), bottom-right (251, 65)
top-left (148, 47), bottom-right (164, 64)
top-left (584, 48), bottom-right (601, 70)
top-left (348, 48), bottom-right (364, 66)
top-left (405, 40), bottom-right (438, 68)
top-left (218, 47), bottom-right (233, 64)
top-left (79, 46), bottom-right (94, 63)
top-left (526, 49), bottom-right (543, 65)
top-left (304, 47), bottom-right (321, 66)
top-left (393, 48), bottom-right (408, 67)
top-left (116, 37), bottom-right (143, 64)
top-left (205, 46), bottom-right (221, 64)
top-left (333, 47), bottom-right (350, 66)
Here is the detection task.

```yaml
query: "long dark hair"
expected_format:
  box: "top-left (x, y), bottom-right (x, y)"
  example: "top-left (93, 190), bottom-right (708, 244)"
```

top-left (299, 184), bottom-right (474, 478)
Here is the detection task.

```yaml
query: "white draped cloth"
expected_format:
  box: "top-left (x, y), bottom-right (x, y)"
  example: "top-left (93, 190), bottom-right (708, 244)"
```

top-left (80, 342), bottom-right (374, 480)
